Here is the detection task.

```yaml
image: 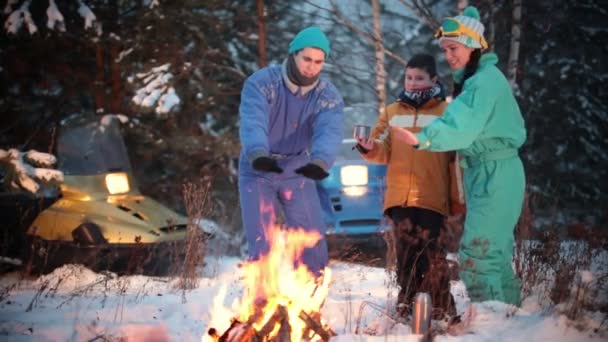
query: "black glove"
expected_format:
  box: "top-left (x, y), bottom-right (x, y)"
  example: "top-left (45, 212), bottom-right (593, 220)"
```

top-left (252, 156), bottom-right (283, 174)
top-left (354, 143), bottom-right (370, 154)
top-left (294, 163), bottom-right (329, 180)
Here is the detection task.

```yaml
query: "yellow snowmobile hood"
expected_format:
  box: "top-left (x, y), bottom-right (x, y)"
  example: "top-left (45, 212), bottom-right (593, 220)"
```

top-left (29, 173), bottom-right (188, 244)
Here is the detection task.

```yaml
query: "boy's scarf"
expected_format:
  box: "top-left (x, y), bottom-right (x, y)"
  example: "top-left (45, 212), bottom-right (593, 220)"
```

top-left (398, 83), bottom-right (443, 108)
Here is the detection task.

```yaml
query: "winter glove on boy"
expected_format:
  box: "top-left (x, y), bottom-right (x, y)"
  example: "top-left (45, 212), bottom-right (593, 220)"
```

top-left (294, 163), bottom-right (329, 180)
top-left (252, 156), bottom-right (283, 174)
top-left (355, 137), bottom-right (373, 154)
top-left (354, 144), bottom-right (370, 154)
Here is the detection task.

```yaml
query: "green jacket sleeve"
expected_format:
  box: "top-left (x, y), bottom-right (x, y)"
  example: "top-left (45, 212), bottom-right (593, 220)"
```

top-left (416, 76), bottom-right (496, 151)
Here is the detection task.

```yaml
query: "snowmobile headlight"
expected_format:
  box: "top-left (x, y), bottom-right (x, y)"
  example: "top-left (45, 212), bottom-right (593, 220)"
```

top-left (105, 172), bottom-right (130, 194)
top-left (340, 165), bottom-right (368, 186)
top-left (342, 186), bottom-right (368, 197)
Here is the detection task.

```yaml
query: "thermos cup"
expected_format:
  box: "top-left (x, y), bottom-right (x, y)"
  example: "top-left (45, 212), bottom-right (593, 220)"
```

top-left (353, 125), bottom-right (371, 140)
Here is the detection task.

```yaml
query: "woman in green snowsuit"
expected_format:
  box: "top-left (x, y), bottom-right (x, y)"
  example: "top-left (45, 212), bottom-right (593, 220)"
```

top-left (394, 6), bottom-right (526, 305)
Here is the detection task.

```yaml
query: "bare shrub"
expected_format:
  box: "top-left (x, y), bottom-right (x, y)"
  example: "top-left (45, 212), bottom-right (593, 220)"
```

top-left (514, 191), bottom-right (536, 298)
top-left (442, 214), bottom-right (465, 255)
top-left (515, 192), bottom-right (608, 329)
top-left (383, 225), bottom-right (397, 281)
top-left (175, 181), bottom-right (211, 291)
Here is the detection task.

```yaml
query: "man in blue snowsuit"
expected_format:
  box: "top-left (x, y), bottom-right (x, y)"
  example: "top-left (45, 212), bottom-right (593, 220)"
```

top-left (238, 27), bottom-right (344, 277)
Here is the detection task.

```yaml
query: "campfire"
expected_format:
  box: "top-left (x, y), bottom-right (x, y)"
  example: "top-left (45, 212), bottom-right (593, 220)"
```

top-left (207, 204), bottom-right (336, 342)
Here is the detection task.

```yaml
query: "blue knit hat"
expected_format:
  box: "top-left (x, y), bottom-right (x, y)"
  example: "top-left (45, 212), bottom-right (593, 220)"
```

top-left (288, 26), bottom-right (330, 58)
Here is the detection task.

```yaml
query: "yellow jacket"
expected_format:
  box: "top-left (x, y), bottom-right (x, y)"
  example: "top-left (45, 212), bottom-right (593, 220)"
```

top-left (361, 97), bottom-right (465, 217)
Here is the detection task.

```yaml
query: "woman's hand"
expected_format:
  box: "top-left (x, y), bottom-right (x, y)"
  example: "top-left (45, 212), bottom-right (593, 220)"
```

top-left (356, 137), bottom-right (374, 150)
top-left (392, 127), bottom-right (419, 146)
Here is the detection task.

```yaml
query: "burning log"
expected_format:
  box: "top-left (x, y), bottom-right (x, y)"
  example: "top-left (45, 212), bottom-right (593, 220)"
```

top-left (275, 306), bottom-right (291, 342)
top-left (299, 311), bottom-right (336, 341)
top-left (256, 305), bottom-right (289, 340)
top-left (207, 220), bottom-right (335, 341)
top-left (208, 319), bottom-right (257, 342)
top-left (208, 306), bottom-right (335, 342)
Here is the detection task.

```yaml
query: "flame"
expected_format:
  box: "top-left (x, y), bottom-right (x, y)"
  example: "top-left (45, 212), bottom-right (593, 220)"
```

top-left (235, 200), bottom-right (332, 341)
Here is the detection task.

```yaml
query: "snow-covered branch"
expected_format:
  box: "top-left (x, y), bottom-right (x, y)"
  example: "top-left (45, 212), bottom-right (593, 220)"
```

top-left (129, 63), bottom-right (181, 118)
top-left (77, 0), bottom-right (102, 35)
top-left (4, 0), bottom-right (37, 35)
top-left (3, 0), bottom-right (18, 15)
top-left (0, 149), bottom-right (64, 194)
top-left (47, 0), bottom-right (66, 32)
top-left (99, 114), bottom-right (129, 133)
top-left (4, 0), bottom-right (101, 35)
top-left (146, 0), bottom-right (160, 9)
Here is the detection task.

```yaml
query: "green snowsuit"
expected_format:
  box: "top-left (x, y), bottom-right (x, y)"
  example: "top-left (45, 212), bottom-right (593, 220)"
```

top-left (415, 53), bottom-right (526, 305)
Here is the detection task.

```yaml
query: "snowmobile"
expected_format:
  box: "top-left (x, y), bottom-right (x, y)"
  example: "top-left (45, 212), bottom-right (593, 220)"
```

top-left (0, 115), bottom-right (190, 275)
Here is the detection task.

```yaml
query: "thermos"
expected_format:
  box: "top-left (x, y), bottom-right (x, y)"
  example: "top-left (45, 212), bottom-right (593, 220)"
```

top-left (412, 292), bottom-right (432, 337)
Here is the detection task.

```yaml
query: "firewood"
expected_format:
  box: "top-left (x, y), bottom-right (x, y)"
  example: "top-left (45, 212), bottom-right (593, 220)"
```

top-left (298, 311), bottom-right (335, 341)
top-left (257, 305), bottom-right (286, 338)
top-left (275, 305), bottom-right (291, 342)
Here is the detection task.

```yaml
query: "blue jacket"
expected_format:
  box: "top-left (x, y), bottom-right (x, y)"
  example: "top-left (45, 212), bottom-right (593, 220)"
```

top-left (238, 62), bottom-right (344, 173)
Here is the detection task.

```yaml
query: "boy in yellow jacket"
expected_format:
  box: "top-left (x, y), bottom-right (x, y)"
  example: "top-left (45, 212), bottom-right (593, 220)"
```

top-left (356, 54), bottom-right (464, 319)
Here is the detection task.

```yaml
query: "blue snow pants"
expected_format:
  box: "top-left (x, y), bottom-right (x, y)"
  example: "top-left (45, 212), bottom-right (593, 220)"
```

top-left (238, 153), bottom-right (328, 277)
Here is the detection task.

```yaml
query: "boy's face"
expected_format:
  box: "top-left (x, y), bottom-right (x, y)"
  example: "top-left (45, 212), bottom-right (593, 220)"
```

top-left (404, 67), bottom-right (436, 91)
top-left (294, 47), bottom-right (326, 78)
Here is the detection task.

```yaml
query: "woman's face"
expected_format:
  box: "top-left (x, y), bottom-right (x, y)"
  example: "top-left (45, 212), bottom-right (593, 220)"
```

top-left (440, 40), bottom-right (474, 70)
top-left (404, 67), bottom-right (436, 92)
top-left (294, 47), bottom-right (326, 78)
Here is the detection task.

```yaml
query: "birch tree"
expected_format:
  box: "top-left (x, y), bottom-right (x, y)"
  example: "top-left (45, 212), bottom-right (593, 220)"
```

top-left (371, 0), bottom-right (386, 112)
top-left (484, 0), bottom-right (500, 51)
top-left (507, 0), bottom-right (522, 87)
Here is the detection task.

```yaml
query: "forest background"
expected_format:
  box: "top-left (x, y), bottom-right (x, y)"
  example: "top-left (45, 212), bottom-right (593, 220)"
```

top-left (1, 0), bottom-right (605, 235)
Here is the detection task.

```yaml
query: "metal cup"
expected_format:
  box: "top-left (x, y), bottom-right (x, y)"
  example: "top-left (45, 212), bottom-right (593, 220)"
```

top-left (412, 292), bottom-right (432, 336)
top-left (353, 125), bottom-right (371, 140)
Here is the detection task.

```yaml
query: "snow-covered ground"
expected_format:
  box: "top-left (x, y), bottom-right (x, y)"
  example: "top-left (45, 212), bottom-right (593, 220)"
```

top-left (0, 253), bottom-right (605, 342)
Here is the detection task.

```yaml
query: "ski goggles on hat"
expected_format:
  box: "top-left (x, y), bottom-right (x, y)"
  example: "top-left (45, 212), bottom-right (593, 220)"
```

top-left (435, 18), bottom-right (488, 49)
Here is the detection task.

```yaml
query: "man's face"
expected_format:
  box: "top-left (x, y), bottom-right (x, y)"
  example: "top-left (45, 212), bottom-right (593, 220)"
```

top-left (294, 47), bottom-right (326, 78)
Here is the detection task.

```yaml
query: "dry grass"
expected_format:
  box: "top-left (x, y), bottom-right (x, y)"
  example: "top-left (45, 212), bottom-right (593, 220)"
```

top-left (380, 191), bottom-right (607, 332)
top-left (175, 180), bottom-right (212, 291)
top-left (514, 192), bottom-right (608, 328)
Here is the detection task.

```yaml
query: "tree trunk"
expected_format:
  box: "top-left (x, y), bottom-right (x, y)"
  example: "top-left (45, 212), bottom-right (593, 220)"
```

top-left (110, 44), bottom-right (123, 114)
top-left (371, 0), bottom-right (386, 113)
top-left (487, 0), bottom-right (498, 52)
top-left (256, 0), bottom-right (267, 68)
top-left (95, 42), bottom-right (105, 111)
top-left (109, 3), bottom-right (122, 114)
top-left (507, 0), bottom-right (522, 88)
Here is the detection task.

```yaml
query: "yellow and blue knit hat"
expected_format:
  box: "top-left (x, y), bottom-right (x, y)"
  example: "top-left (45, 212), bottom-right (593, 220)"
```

top-left (288, 26), bottom-right (330, 57)
top-left (437, 6), bottom-right (486, 49)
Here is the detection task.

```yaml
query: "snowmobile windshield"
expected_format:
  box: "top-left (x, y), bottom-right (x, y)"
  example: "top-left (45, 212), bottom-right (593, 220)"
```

top-left (57, 118), bottom-right (132, 175)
